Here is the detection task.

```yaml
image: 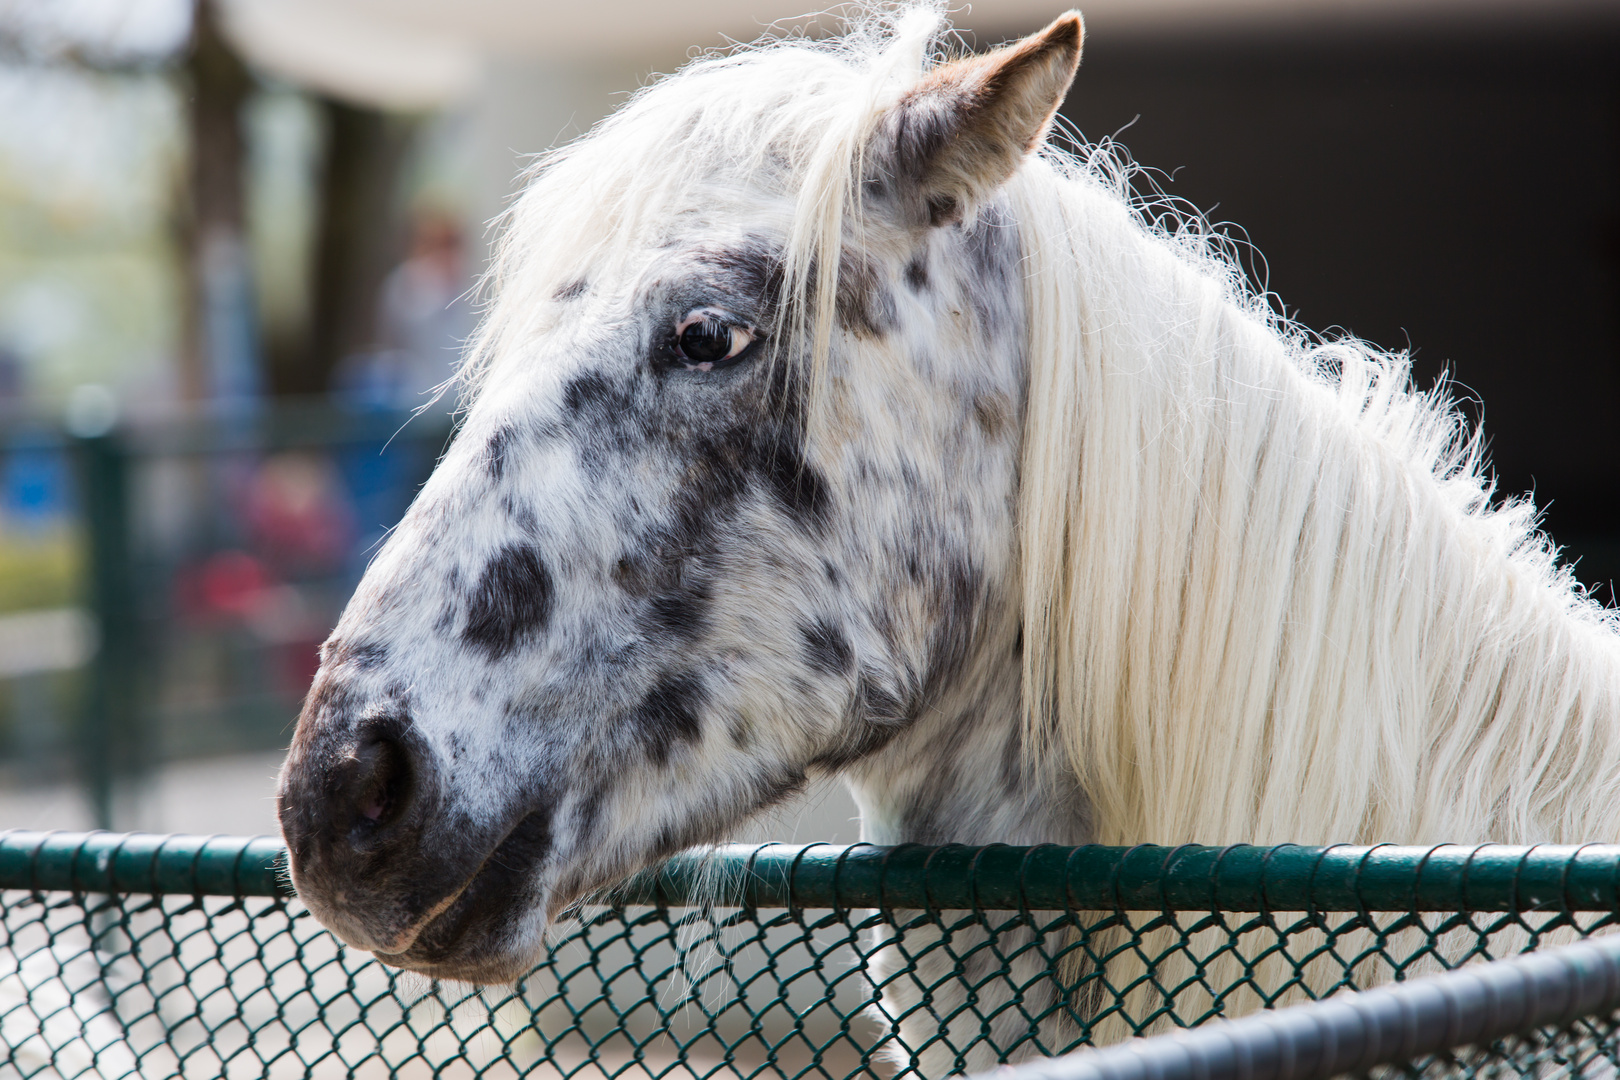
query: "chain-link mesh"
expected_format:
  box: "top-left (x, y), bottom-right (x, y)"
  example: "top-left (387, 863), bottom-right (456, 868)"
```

top-left (998, 931), bottom-right (1620, 1080)
top-left (2, 832), bottom-right (1619, 1079)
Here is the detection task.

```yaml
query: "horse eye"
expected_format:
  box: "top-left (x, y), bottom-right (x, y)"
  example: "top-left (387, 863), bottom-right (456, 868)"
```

top-left (674, 309), bottom-right (755, 370)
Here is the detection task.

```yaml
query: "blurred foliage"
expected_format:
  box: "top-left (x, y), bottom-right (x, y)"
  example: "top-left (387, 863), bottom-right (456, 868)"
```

top-left (0, 65), bottom-right (183, 406)
top-left (0, 529), bottom-right (81, 612)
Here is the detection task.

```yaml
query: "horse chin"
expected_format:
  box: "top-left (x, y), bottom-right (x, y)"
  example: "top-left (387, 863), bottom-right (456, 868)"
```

top-left (368, 849), bottom-right (679, 984)
top-left (350, 830), bottom-right (556, 985)
top-left (368, 882), bottom-right (552, 986)
top-left (374, 944), bottom-right (542, 986)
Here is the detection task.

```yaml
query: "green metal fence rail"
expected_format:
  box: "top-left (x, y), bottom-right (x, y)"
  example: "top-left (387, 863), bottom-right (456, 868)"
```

top-left (2, 832), bottom-right (1620, 1078)
top-left (13, 832), bottom-right (1620, 910)
top-left (989, 933), bottom-right (1620, 1080)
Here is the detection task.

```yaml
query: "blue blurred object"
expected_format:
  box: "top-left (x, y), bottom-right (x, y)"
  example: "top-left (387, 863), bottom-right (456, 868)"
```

top-left (201, 234), bottom-right (264, 410)
top-left (2, 436), bottom-right (71, 529)
top-left (336, 427), bottom-right (430, 580)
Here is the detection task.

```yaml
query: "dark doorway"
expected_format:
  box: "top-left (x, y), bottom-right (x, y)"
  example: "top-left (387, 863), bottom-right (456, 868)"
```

top-left (1062, 23), bottom-right (1620, 598)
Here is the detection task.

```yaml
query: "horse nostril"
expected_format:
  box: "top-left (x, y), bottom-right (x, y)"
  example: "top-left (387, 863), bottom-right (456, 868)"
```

top-left (351, 736), bottom-right (412, 830)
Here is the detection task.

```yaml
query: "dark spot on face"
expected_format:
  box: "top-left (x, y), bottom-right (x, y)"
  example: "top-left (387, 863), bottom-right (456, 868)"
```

top-left (973, 393), bottom-right (1010, 440)
top-left (961, 204), bottom-right (1022, 338)
top-left (648, 578), bottom-right (712, 640)
top-left (500, 493), bottom-right (538, 535)
top-left (657, 346), bottom-right (828, 545)
top-left (553, 278), bottom-right (588, 301)
top-left (563, 370), bottom-right (634, 418)
top-left (626, 671), bottom-right (706, 765)
top-left (918, 558), bottom-right (983, 710)
top-left (799, 618), bottom-right (853, 677)
top-left (836, 251), bottom-right (896, 338)
top-left (693, 239), bottom-right (786, 317)
top-left (904, 254), bottom-right (929, 293)
top-left (736, 361), bottom-right (832, 534)
top-left (562, 369), bottom-right (648, 474)
top-left (323, 640), bottom-right (388, 671)
top-left (461, 544), bottom-right (554, 661)
top-left (612, 556), bottom-right (639, 592)
top-left (620, 538), bottom-right (712, 640)
top-left (727, 711), bottom-right (752, 749)
top-left (857, 672), bottom-right (906, 727)
top-left (810, 672), bottom-right (910, 771)
top-left (575, 351), bottom-right (820, 656)
top-left (759, 438), bottom-right (829, 530)
top-left (573, 788), bottom-right (607, 848)
top-left (750, 768), bottom-right (809, 816)
top-left (926, 194), bottom-right (961, 227)
top-left (511, 502), bottom-right (538, 535)
top-left (484, 426), bottom-right (513, 481)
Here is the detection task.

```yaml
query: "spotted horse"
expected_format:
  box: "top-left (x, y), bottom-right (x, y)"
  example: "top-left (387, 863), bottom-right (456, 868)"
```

top-left (278, 3), bottom-right (1620, 1071)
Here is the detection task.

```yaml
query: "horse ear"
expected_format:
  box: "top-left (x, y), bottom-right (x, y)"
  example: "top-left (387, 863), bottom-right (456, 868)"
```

top-left (871, 12), bottom-right (1083, 227)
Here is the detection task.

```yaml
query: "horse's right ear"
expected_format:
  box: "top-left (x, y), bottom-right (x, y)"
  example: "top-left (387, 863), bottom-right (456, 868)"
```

top-left (868, 12), bottom-right (1082, 227)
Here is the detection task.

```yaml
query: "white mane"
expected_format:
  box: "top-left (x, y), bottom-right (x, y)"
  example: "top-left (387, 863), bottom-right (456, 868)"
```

top-left (465, 3), bottom-right (1620, 851)
top-left (1009, 151), bottom-right (1620, 847)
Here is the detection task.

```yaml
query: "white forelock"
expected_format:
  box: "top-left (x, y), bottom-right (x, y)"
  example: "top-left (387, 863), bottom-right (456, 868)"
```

top-left (458, 0), bottom-right (956, 407)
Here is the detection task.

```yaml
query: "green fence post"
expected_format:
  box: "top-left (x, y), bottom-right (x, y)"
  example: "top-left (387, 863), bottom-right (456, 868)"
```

top-left (74, 430), bottom-right (139, 831)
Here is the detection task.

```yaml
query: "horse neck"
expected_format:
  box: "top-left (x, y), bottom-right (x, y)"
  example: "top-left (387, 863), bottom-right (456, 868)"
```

top-left (842, 601), bottom-right (1090, 848)
top-left (847, 168), bottom-right (1620, 851)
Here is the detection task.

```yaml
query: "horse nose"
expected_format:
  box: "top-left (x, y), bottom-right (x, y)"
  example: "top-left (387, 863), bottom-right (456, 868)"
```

top-left (279, 705), bottom-right (431, 869)
top-left (279, 703), bottom-right (451, 951)
top-left (349, 732), bottom-right (415, 829)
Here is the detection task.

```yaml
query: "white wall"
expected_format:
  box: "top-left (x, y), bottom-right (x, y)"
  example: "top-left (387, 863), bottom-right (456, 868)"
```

top-left (457, 52), bottom-right (677, 274)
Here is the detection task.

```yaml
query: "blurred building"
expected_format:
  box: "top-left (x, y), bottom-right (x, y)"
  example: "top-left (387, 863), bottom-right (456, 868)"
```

top-left (1057, 7), bottom-right (1620, 593)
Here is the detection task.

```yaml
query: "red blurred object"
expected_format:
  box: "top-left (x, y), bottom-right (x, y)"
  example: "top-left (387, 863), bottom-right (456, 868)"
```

top-left (190, 550), bottom-right (272, 619)
top-left (280, 641), bottom-right (323, 696)
top-left (244, 453), bottom-right (356, 574)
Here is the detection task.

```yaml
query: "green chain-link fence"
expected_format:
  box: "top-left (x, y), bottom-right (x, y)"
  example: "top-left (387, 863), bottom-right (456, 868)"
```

top-left (2, 831), bottom-right (1620, 1078)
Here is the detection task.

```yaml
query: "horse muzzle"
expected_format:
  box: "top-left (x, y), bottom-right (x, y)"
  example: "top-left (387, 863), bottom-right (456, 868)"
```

top-left (277, 681), bottom-right (555, 977)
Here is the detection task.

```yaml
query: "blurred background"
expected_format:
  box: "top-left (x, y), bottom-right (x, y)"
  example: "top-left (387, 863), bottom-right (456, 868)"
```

top-left (0, 0), bottom-right (1612, 841)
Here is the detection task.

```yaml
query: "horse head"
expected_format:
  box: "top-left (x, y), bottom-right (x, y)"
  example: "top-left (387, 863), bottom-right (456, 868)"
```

top-left (277, 11), bottom-right (1083, 981)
